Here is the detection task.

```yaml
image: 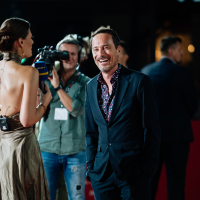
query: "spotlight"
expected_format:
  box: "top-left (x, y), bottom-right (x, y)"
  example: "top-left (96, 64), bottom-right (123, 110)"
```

top-left (188, 44), bottom-right (195, 53)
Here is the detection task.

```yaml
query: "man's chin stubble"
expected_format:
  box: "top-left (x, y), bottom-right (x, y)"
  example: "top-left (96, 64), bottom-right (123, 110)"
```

top-left (99, 66), bottom-right (113, 73)
top-left (98, 63), bottom-right (117, 73)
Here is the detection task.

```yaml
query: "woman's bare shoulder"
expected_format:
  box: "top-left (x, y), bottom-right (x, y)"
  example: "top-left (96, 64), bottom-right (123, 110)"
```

top-left (19, 64), bottom-right (38, 75)
top-left (13, 63), bottom-right (39, 81)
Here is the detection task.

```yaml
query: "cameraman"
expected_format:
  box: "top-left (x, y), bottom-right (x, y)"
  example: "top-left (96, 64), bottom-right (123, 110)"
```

top-left (38, 36), bottom-right (90, 200)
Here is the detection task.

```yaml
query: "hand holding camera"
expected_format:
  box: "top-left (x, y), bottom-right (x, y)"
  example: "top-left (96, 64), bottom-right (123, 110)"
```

top-left (48, 66), bottom-right (60, 89)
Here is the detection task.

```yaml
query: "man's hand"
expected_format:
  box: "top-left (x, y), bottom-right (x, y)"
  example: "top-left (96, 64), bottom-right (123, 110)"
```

top-left (48, 66), bottom-right (60, 88)
top-left (48, 66), bottom-right (73, 112)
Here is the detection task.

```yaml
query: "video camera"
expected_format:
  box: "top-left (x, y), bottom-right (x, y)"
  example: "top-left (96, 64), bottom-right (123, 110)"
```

top-left (36, 46), bottom-right (69, 77)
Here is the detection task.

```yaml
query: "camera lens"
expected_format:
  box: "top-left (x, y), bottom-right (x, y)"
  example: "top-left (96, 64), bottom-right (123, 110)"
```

top-left (60, 51), bottom-right (69, 60)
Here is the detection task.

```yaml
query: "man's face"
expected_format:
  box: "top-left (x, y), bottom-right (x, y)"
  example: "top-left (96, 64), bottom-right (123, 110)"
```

top-left (92, 33), bottom-right (120, 73)
top-left (170, 42), bottom-right (183, 64)
top-left (59, 43), bottom-right (79, 71)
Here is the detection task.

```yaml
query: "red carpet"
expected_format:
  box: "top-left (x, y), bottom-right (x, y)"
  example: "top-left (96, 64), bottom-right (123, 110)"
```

top-left (155, 120), bottom-right (200, 200)
top-left (85, 120), bottom-right (200, 199)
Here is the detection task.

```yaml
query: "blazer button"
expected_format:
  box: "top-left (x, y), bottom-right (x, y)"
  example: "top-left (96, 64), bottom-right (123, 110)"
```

top-left (108, 126), bottom-right (111, 130)
top-left (109, 143), bottom-right (112, 146)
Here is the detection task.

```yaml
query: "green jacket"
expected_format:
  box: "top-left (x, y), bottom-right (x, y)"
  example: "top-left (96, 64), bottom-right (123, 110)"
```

top-left (38, 70), bottom-right (90, 155)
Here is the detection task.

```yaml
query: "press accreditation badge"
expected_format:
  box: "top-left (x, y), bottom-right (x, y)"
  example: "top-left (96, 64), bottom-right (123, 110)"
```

top-left (54, 108), bottom-right (68, 120)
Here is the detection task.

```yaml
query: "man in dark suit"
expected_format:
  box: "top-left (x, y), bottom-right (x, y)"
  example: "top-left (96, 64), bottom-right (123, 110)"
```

top-left (85, 26), bottom-right (161, 200)
top-left (141, 36), bottom-right (198, 200)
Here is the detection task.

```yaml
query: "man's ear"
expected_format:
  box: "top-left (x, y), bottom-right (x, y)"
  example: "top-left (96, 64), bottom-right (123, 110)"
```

top-left (125, 54), bottom-right (129, 62)
top-left (168, 48), bottom-right (174, 56)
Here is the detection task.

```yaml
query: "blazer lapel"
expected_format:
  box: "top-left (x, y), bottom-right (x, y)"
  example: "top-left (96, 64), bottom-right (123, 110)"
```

top-left (108, 67), bottom-right (130, 125)
top-left (88, 77), bottom-right (107, 125)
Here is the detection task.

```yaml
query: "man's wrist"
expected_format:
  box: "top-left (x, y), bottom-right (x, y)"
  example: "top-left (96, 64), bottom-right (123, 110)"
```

top-left (54, 84), bottom-right (62, 91)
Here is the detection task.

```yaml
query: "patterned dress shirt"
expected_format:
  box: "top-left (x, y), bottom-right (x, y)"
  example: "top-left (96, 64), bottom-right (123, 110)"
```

top-left (97, 65), bottom-right (121, 122)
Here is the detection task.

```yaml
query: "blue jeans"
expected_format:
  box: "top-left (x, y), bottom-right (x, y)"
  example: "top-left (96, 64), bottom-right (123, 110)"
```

top-left (41, 151), bottom-right (86, 200)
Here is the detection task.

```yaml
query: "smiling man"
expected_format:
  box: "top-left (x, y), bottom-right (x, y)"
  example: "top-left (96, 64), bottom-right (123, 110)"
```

top-left (85, 26), bottom-right (161, 200)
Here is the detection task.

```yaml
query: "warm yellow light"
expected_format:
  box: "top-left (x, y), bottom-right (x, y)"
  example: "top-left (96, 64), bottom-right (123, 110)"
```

top-left (155, 50), bottom-right (161, 60)
top-left (188, 44), bottom-right (195, 53)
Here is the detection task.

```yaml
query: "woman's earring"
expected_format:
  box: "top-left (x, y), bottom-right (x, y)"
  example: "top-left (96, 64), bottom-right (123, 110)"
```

top-left (22, 49), bottom-right (25, 56)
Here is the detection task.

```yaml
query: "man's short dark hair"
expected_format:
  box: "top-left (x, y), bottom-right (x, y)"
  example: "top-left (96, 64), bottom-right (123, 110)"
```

top-left (120, 40), bottom-right (129, 55)
top-left (90, 26), bottom-right (120, 49)
top-left (160, 36), bottom-right (182, 54)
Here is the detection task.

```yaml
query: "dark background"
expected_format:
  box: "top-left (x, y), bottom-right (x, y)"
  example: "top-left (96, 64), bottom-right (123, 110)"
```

top-left (1, 0), bottom-right (200, 101)
top-left (1, 0), bottom-right (199, 75)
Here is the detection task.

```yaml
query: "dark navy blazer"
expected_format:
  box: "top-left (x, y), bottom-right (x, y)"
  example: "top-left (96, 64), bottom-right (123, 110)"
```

top-left (85, 65), bottom-right (161, 181)
top-left (141, 58), bottom-right (198, 142)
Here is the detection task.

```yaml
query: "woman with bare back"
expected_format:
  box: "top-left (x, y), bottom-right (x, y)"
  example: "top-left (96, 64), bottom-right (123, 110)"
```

top-left (0, 18), bottom-right (52, 200)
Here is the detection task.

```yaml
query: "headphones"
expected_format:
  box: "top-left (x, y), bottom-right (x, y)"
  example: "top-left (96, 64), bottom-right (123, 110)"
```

top-left (57, 34), bottom-right (86, 63)
top-left (67, 35), bottom-right (83, 63)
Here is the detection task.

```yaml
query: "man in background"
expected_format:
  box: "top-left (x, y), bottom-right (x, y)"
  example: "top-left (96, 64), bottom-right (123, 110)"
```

top-left (118, 40), bottom-right (129, 68)
top-left (141, 36), bottom-right (198, 200)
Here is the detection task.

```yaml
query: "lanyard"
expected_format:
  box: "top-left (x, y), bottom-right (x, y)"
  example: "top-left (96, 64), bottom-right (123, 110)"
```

top-left (66, 72), bottom-right (80, 93)
top-left (60, 72), bottom-right (80, 108)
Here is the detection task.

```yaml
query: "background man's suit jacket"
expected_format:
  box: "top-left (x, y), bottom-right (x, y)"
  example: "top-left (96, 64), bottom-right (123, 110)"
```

top-left (141, 58), bottom-right (198, 142)
top-left (85, 65), bottom-right (161, 182)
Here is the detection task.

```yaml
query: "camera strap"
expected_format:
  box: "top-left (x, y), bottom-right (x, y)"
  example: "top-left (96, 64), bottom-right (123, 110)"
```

top-left (66, 72), bottom-right (80, 93)
top-left (59, 71), bottom-right (80, 109)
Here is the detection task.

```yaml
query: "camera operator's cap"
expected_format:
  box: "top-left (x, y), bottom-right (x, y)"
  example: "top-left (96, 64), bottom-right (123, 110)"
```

top-left (34, 61), bottom-right (48, 81)
top-left (56, 34), bottom-right (82, 51)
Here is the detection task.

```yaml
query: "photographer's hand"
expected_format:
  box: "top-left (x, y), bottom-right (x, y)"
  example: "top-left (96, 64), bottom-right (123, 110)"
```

top-left (48, 66), bottom-right (73, 112)
top-left (48, 66), bottom-right (59, 88)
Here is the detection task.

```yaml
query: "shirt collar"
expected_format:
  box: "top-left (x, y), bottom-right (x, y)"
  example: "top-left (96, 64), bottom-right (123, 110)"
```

top-left (161, 56), bottom-right (176, 64)
top-left (97, 64), bottom-right (122, 85)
